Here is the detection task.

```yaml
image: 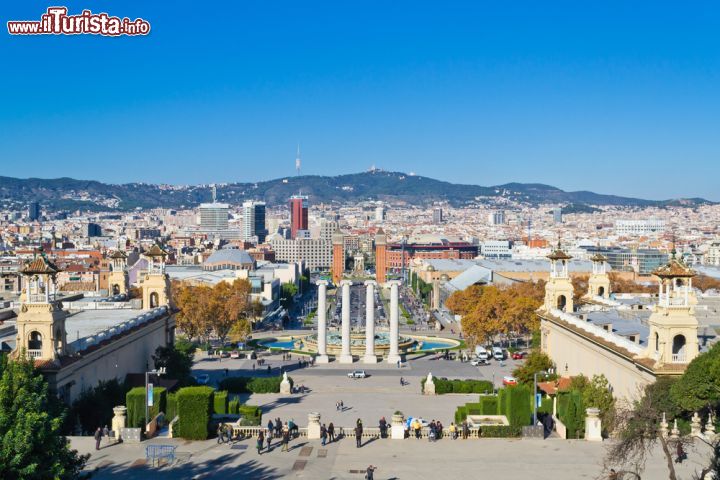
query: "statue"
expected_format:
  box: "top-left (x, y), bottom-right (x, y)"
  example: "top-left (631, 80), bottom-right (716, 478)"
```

top-left (426, 372), bottom-right (433, 384)
top-left (424, 372), bottom-right (435, 395)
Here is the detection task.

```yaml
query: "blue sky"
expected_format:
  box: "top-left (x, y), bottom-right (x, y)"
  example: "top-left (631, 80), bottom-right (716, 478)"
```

top-left (2, 1), bottom-right (719, 200)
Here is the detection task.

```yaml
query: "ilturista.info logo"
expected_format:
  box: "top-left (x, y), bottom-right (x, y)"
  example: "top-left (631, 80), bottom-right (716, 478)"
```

top-left (7, 6), bottom-right (151, 36)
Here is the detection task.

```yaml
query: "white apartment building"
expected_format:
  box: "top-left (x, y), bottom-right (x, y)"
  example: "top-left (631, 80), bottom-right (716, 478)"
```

top-left (481, 240), bottom-right (512, 258)
top-left (614, 218), bottom-right (665, 236)
top-left (268, 237), bottom-right (332, 271)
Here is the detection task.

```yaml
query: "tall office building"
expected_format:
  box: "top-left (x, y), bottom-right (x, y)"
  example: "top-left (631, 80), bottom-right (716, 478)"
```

top-left (86, 222), bottom-right (102, 237)
top-left (289, 195), bottom-right (308, 239)
top-left (242, 201), bottom-right (268, 243)
top-left (432, 207), bottom-right (443, 224)
top-left (27, 202), bottom-right (40, 221)
top-left (488, 210), bottom-right (505, 225)
top-left (553, 207), bottom-right (563, 224)
top-left (375, 206), bottom-right (385, 222)
top-left (199, 202), bottom-right (229, 230)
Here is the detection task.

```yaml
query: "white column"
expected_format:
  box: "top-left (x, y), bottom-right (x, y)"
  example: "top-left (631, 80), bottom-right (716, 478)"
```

top-left (316, 280), bottom-right (329, 363)
top-left (339, 280), bottom-right (353, 363)
top-left (387, 281), bottom-right (401, 364)
top-left (363, 281), bottom-right (377, 364)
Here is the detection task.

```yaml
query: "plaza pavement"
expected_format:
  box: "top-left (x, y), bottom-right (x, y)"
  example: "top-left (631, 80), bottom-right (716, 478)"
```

top-left (73, 432), bottom-right (714, 480)
top-left (72, 352), bottom-right (715, 479)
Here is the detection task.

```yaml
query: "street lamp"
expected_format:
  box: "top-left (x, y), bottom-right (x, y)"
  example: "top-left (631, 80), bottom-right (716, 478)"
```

top-left (145, 367), bottom-right (166, 434)
top-left (533, 368), bottom-right (554, 426)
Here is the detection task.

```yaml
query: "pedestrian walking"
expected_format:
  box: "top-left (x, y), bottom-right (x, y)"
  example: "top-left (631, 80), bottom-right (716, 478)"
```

top-left (103, 425), bottom-right (110, 444)
top-left (281, 429), bottom-right (290, 452)
top-left (340, 400), bottom-right (344, 411)
top-left (257, 430), bottom-right (265, 455)
top-left (336, 401), bottom-right (340, 411)
top-left (94, 427), bottom-right (102, 450)
top-left (462, 420), bottom-right (469, 439)
top-left (321, 423), bottom-right (327, 446)
top-left (365, 465), bottom-right (376, 480)
top-left (400, 377), bottom-right (404, 386)
top-left (266, 430), bottom-right (272, 452)
top-left (267, 419), bottom-right (274, 439)
top-left (355, 423), bottom-right (363, 448)
top-left (379, 417), bottom-right (387, 438)
top-left (328, 422), bottom-right (335, 443)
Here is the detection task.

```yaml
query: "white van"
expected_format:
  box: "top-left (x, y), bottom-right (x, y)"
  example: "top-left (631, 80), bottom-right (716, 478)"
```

top-left (492, 347), bottom-right (504, 361)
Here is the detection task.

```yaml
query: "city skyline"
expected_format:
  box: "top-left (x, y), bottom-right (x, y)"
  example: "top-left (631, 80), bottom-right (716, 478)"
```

top-left (2, 2), bottom-right (719, 200)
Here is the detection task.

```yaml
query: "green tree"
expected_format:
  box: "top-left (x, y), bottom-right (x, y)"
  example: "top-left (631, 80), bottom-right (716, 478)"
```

top-left (512, 350), bottom-right (556, 385)
top-left (152, 336), bottom-right (195, 386)
top-left (0, 355), bottom-right (88, 479)
top-left (670, 342), bottom-right (720, 412)
top-left (281, 282), bottom-right (298, 309)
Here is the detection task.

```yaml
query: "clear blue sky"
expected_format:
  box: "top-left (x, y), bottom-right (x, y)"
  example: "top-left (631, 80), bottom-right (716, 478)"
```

top-left (2, 1), bottom-right (719, 200)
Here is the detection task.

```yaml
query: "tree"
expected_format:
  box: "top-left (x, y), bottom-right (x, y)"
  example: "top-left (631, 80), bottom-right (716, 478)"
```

top-left (571, 275), bottom-right (589, 303)
top-left (172, 282), bottom-right (213, 341)
top-left (670, 342), bottom-right (720, 413)
top-left (578, 374), bottom-right (616, 433)
top-left (211, 279), bottom-right (253, 345)
top-left (152, 336), bottom-right (195, 386)
top-left (513, 350), bottom-right (556, 385)
top-left (0, 355), bottom-right (88, 479)
top-left (609, 273), bottom-right (656, 294)
top-left (280, 282), bottom-right (298, 309)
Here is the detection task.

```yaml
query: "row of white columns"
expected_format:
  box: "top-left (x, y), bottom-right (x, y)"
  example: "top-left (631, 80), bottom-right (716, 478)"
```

top-left (315, 279), bottom-right (401, 364)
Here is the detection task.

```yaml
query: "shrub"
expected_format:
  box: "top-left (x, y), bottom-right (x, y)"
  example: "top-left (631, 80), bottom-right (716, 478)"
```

top-left (538, 397), bottom-right (553, 415)
top-left (228, 399), bottom-right (240, 415)
top-left (559, 391), bottom-right (584, 439)
top-left (214, 391), bottom-right (228, 415)
top-left (218, 375), bottom-right (292, 394)
top-left (454, 406), bottom-right (468, 424)
top-left (502, 385), bottom-right (532, 427)
top-left (421, 378), bottom-right (493, 395)
top-left (465, 402), bottom-right (482, 415)
top-left (480, 395), bottom-right (499, 415)
top-left (167, 392), bottom-right (178, 420)
top-left (479, 425), bottom-right (523, 438)
top-left (126, 386), bottom-right (166, 429)
top-left (65, 379), bottom-right (127, 435)
top-left (175, 386), bottom-right (214, 440)
top-left (238, 405), bottom-right (262, 426)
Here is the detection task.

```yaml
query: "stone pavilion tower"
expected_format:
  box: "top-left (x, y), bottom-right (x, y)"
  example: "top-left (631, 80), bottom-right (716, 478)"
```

top-left (543, 243), bottom-right (575, 313)
top-left (108, 250), bottom-right (129, 295)
top-left (13, 250), bottom-right (67, 362)
top-left (141, 244), bottom-right (171, 309)
top-left (585, 252), bottom-right (611, 299)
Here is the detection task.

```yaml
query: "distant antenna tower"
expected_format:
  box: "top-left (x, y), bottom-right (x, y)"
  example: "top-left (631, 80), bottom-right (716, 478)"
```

top-left (211, 184), bottom-right (217, 203)
top-left (295, 144), bottom-right (301, 176)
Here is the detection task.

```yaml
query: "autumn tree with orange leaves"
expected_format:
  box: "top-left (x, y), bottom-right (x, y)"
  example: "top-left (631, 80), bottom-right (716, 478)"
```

top-left (446, 280), bottom-right (545, 349)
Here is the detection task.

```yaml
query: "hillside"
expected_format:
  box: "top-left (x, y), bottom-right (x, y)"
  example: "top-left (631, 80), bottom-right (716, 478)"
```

top-left (0, 171), bottom-right (711, 212)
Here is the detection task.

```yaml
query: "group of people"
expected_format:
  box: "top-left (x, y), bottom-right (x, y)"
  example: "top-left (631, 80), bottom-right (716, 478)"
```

top-left (335, 400), bottom-right (345, 411)
top-left (319, 422), bottom-right (337, 446)
top-left (256, 417), bottom-right (301, 454)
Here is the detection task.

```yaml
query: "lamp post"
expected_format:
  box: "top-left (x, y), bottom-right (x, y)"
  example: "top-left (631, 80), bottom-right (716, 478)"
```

top-left (145, 367), bottom-right (166, 434)
top-left (532, 369), bottom-right (553, 426)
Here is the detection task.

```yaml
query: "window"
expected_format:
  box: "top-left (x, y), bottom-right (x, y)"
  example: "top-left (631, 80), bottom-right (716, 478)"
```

top-left (28, 331), bottom-right (42, 350)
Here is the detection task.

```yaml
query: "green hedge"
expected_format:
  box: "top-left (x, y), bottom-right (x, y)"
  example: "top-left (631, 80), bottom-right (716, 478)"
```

top-left (420, 377), bottom-right (493, 395)
top-left (218, 375), bottom-right (292, 394)
top-left (538, 397), bottom-right (553, 415)
top-left (126, 386), bottom-right (166, 428)
top-left (455, 406), bottom-right (468, 424)
top-left (238, 405), bottom-right (262, 426)
top-left (167, 392), bottom-right (178, 421)
top-left (503, 385), bottom-right (532, 427)
top-left (228, 399), bottom-right (240, 415)
top-left (558, 391), bottom-right (584, 439)
top-left (479, 425), bottom-right (523, 438)
top-left (214, 391), bottom-right (228, 415)
top-left (176, 386), bottom-right (214, 440)
top-left (480, 395), bottom-right (499, 415)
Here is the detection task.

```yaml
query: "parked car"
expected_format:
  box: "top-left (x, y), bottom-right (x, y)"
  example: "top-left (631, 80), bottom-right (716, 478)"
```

top-left (219, 350), bottom-right (231, 358)
top-left (230, 350), bottom-right (240, 359)
top-left (511, 351), bottom-right (527, 360)
top-left (476, 349), bottom-right (490, 361)
top-left (195, 374), bottom-right (210, 385)
top-left (492, 347), bottom-right (505, 361)
top-left (347, 370), bottom-right (367, 379)
top-left (502, 375), bottom-right (518, 386)
top-left (471, 357), bottom-right (490, 366)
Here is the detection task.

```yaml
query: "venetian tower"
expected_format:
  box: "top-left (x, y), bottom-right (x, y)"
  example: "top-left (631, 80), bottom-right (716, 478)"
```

top-left (543, 242), bottom-right (574, 313)
top-left (585, 252), bottom-right (611, 299)
top-left (644, 252), bottom-right (699, 366)
top-left (13, 250), bottom-right (67, 362)
top-left (108, 250), bottom-right (129, 295)
top-left (375, 228), bottom-right (387, 285)
top-left (141, 244), bottom-right (171, 309)
top-left (331, 231), bottom-right (344, 285)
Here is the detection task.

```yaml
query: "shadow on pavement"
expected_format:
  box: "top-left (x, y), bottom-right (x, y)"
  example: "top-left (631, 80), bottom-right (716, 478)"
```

top-left (90, 456), bottom-right (282, 480)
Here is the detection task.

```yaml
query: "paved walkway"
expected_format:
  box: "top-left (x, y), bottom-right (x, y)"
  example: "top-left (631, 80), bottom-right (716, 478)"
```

top-left (73, 434), bottom-right (714, 479)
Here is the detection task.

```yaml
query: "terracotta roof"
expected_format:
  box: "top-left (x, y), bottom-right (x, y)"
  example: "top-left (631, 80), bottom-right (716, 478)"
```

top-left (109, 250), bottom-right (127, 259)
top-left (653, 257), bottom-right (695, 278)
top-left (547, 249), bottom-right (572, 261)
top-left (537, 377), bottom-right (573, 395)
top-left (144, 244), bottom-right (167, 258)
top-left (21, 253), bottom-right (60, 275)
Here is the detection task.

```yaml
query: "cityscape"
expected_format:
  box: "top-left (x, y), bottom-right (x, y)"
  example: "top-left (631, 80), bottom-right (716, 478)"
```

top-left (2, 2), bottom-right (720, 480)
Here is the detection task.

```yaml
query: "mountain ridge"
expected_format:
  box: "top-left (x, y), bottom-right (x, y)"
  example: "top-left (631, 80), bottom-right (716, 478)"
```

top-left (0, 171), bottom-right (712, 212)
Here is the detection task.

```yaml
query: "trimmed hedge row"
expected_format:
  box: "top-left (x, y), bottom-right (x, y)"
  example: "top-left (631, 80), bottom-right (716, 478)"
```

top-left (218, 375), bottom-right (292, 394)
top-left (176, 386), bottom-right (214, 440)
top-left (420, 377), bottom-right (493, 394)
top-left (557, 391), bottom-right (584, 439)
top-left (228, 399), bottom-right (240, 415)
top-left (479, 425), bottom-right (523, 438)
top-left (454, 387), bottom-right (533, 428)
top-left (214, 391), bottom-right (228, 415)
top-left (167, 392), bottom-right (178, 420)
top-left (126, 386), bottom-right (167, 428)
top-left (238, 405), bottom-right (262, 426)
